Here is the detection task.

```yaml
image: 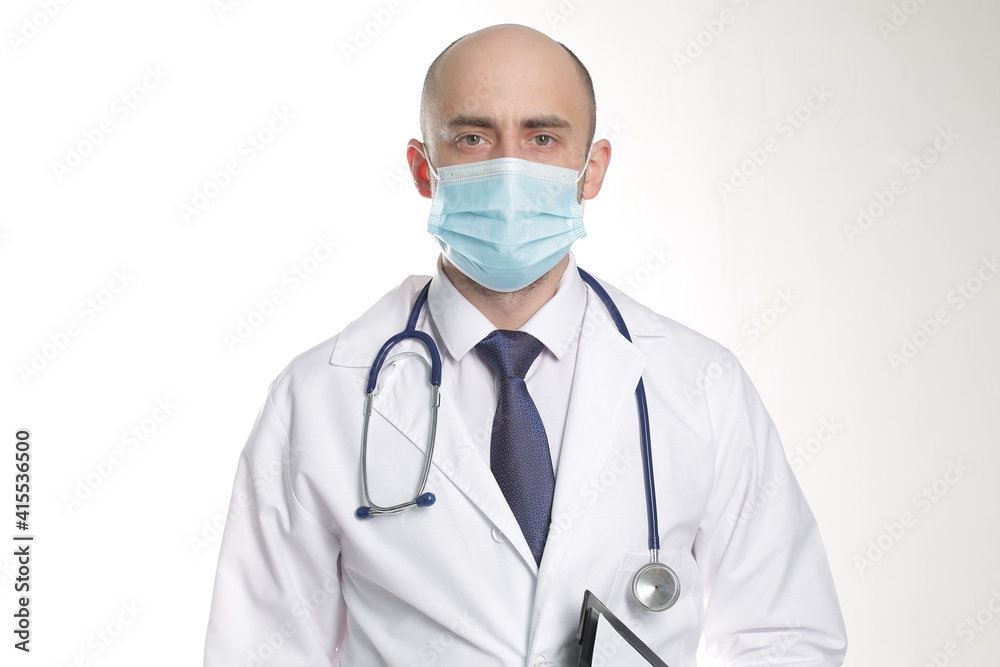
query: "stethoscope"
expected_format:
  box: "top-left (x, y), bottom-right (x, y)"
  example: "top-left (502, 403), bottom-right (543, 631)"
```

top-left (354, 267), bottom-right (680, 613)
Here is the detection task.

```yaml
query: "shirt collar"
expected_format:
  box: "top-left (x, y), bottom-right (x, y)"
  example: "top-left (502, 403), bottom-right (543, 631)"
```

top-left (426, 252), bottom-right (587, 362)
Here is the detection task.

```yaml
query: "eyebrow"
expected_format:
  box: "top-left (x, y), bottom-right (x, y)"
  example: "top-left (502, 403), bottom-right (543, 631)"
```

top-left (446, 113), bottom-right (574, 133)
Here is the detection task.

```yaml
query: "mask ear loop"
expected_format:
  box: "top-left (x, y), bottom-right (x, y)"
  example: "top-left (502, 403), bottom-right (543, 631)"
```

top-left (575, 143), bottom-right (596, 210)
top-left (575, 143), bottom-right (596, 184)
top-left (419, 144), bottom-right (439, 182)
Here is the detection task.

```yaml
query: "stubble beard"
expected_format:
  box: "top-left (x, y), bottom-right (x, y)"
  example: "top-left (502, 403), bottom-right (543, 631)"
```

top-left (451, 265), bottom-right (550, 310)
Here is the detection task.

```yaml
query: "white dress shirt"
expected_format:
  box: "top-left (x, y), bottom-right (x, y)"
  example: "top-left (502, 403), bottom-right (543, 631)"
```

top-left (424, 252), bottom-right (587, 474)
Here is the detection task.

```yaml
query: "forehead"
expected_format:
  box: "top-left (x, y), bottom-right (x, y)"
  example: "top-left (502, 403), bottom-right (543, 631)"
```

top-left (428, 35), bottom-right (589, 130)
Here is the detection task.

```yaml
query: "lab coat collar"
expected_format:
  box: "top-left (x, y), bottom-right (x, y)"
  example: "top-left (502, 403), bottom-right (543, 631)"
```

top-left (327, 274), bottom-right (431, 369)
top-left (328, 262), bottom-right (669, 369)
top-left (425, 252), bottom-right (588, 363)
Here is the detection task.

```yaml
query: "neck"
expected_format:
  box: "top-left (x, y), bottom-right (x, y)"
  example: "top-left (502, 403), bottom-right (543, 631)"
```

top-left (442, 255), bottom-right (569, 330)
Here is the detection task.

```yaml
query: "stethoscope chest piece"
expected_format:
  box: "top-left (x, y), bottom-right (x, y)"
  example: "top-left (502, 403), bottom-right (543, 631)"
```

top-left (631, 557), bottom-right (680, 612)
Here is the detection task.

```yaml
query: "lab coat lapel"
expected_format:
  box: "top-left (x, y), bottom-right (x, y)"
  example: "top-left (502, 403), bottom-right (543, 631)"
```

top-left (371, 339), bottom-right (542, 574)
top-left (529, 289), bottom-right (647, 638)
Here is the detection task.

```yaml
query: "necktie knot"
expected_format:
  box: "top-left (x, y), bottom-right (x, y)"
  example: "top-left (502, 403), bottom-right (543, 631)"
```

top-left (475, 330), bottom-right (544, 380)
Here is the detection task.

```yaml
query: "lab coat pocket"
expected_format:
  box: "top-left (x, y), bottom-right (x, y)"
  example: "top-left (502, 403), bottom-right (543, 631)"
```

top-left (604, 549), bottom-right (702, 664)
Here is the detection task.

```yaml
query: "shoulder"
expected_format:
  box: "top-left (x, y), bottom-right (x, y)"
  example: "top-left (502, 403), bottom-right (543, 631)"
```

top-left (582, 274), bottom-right (774, 463)
top-left (268, 274), bottom-right (430, 400)
top-left (582, 272), bottom-right (733, 365)
top-left (581, 272), bottom-right (756, 415)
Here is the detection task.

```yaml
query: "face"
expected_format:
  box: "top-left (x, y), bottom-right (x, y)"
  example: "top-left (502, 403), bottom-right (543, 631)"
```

top-left (408, 27), bottom-right (610, 201)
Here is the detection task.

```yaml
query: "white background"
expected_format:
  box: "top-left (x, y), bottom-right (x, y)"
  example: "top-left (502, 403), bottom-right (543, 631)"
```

top-left (2, 0), bottom-right (998, 665)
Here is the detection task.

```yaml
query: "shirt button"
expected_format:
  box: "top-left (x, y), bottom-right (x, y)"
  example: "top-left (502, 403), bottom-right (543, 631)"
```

top-left (531, 655), bottom-right (547, 666)
top-left (491, 527), bottom-right (506, 543)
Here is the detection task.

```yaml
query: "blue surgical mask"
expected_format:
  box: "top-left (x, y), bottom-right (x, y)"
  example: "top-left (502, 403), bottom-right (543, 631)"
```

top-left (423, 152), bottom-right (590, 292)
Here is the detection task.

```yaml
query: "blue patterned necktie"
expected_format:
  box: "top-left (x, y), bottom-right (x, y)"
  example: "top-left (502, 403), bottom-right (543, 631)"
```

top-left (475, 329), bottom-right (555, 566)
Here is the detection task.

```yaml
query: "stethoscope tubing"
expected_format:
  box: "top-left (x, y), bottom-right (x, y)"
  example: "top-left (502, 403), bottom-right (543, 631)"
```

top-left (365, 282), bottom-right (442, 393)
top-left (357, 271), bottom-right (661, 543)
top-left (357, 282), bottom-right (441, 519)
top-left (576, 268), bottom-right (660, 552)
top-left (356, 270), bottom-right (674, 612)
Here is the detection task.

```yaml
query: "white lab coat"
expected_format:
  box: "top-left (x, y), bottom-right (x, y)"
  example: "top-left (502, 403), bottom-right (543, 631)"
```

top-left (203, 273), bottom-right (847, 666)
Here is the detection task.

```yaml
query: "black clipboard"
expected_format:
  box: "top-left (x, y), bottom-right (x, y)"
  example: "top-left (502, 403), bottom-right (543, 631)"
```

top-left (576, 590), bottom-right (670, 667)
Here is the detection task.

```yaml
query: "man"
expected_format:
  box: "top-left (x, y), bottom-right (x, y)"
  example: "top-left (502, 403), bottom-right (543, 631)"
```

top-left (204, 24), bottom-right (847, 666)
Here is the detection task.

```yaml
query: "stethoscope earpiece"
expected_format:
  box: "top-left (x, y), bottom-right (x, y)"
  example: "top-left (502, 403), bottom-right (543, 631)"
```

top-left (414, 492), bottom-right (436, 507)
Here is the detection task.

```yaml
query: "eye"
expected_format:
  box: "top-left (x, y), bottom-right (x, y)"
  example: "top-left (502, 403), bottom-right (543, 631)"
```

top-left (460, 135), bottom-right (483, 146)
top-left (532, 134), bottom-right (555, 146)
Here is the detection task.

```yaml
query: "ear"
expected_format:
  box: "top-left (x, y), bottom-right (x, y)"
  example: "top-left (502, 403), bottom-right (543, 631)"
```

top-left (581, 139), bottom-right (612, 201)
top-left (407, 139), bottom-right (433, 199)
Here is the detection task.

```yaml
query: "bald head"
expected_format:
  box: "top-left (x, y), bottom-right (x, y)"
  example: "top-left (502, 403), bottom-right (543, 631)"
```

top-left (419, 24), bottom-right (597, 154)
